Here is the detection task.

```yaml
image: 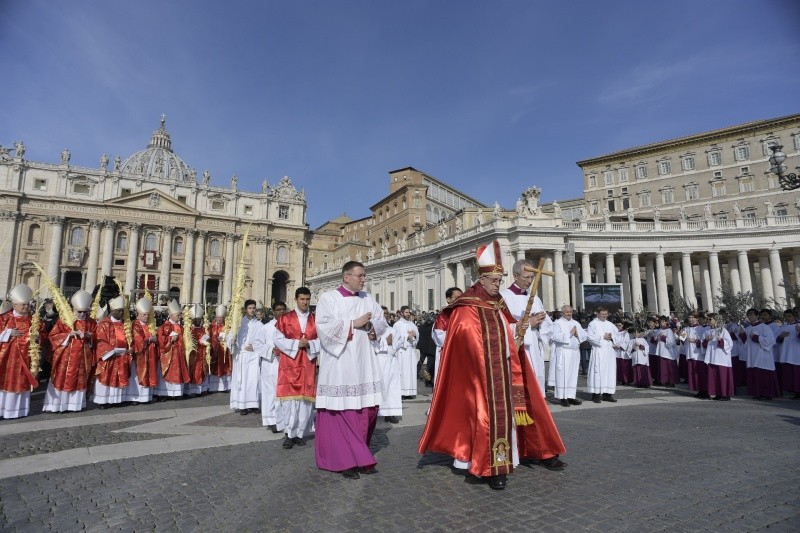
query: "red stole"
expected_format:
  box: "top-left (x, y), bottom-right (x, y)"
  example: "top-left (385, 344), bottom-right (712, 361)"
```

top-left (210, 321), bottom-right (231, 376)
top-left (0, 312), bottom-right (35, 392)
top-left (94, 318), bottom-right (131, 388)
top-left (48, 318), bottom-right (97, 392)
top-left (132, 320), bottom-right (159, 388)
top-left (275, 311), bottom-right (317, 401)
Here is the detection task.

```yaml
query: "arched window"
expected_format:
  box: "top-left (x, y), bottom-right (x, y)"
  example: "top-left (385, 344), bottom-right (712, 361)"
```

top-left (115, 231), bottom-right (128, 251)
top-left (70, 227), bottom-right (85, 246)
top-left (172, 236), bottom-right (184, 255)
top-left (209, 238), bottom-right (221, 257)
top-left (277, 245), bottom-right (288, 264)
top-left (145, 232), bottom-right (157, 251)
top-left (27, 224), bottom-right (41, 245)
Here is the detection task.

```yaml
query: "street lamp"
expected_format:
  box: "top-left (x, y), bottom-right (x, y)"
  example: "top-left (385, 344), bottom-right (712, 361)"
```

top-left (768, 144), bottom-right (800, 190)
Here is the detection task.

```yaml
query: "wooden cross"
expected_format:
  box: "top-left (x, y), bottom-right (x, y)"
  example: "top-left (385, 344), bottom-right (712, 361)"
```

top-left (515, 257), bottom-right (555, 346)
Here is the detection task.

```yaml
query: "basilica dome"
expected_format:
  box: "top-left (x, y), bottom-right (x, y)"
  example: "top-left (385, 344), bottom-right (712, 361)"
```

top-left (120, 117), bottom-right (194, 182)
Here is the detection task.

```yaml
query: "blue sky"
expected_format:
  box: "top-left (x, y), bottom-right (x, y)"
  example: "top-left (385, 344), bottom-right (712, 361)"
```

top-left (2, 0), bottom-right (799, 228)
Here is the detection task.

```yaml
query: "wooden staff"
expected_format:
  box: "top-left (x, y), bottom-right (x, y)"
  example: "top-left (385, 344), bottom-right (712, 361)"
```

top-left (515, 257), bottom-right (555, 347)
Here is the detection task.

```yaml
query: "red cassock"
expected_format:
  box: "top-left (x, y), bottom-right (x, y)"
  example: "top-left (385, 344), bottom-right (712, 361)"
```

top-left (94, 319), bottom-right (131, 388)
top-left (209, 321), bottom-right (231, 377)
top-left (48, 318), bottom-right (97, 392)
top-left (188, 325), bottom-right (209, 385)
top-left (131, 320), bottom-right (160, 388)
top-left (418, 283), bottom-right (566, 478)
top-left (157, 321), bottom-right (190, 385)
top-left (275, 312), bottom-right (317, 401)
top-left (0, 312), bottom-right (37, 392)
top-left (433, 312), bottom-right (449, 333)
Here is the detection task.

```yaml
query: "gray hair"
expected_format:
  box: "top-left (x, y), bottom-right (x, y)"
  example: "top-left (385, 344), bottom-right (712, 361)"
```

top-left (512, 259), bottom-right (534, 277)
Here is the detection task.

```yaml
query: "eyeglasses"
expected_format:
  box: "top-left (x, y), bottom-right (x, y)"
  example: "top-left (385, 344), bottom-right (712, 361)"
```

top-left (481, 276), bottom-right (503, 285)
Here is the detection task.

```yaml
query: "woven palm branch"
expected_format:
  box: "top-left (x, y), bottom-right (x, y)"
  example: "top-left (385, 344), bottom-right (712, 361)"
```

top-left (31, 262), bottom-right (75, 330)
top-left (183, 304), bottom-right (193, 366)
top-left (222, 225), bottom-right (250, 349)
top-left (28, 301), bottom-right (44, 376)
top-left (89, 285), bottom-right (103, 319)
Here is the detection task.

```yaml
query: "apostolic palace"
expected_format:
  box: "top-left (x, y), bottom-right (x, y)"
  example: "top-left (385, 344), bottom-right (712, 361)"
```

top-left (2, 114), bottom-right (799, 314)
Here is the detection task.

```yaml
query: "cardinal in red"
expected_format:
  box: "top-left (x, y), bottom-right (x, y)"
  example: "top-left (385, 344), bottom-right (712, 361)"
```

top-left (0, 284), bottom-right (38, 418)
top-left (127, 297), bottom-right (160, 403)
top-left (209, 305), bottom-right (232, 392)
top-left (93, 295), bottom-right (131, 407)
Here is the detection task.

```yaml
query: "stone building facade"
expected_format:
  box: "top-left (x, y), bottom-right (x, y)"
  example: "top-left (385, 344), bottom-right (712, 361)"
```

top-left (0, 118), bottom-right (308, 306)
top-left (307, 116), bottom-right (800, 314)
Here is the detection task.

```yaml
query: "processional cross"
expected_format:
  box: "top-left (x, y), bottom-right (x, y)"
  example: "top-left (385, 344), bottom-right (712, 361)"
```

top-left (515, 257), bottom-right (555, 347)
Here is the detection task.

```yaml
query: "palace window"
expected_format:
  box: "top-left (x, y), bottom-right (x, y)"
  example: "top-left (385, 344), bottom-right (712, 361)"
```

top-left (621, 197), bottom-right (630, 210)
top-left (70, 227), bottom-right (85, 246)
top-left (660, 187), bottom-right (674, 204)
top-left (173, 236), bottom-right (184, 255)
top-left (210, 238), bottom-right (221, 257)
top-left (638, 192), bottom-right (651, 207)
top-left (681, 155), bottom-right (695, 171)
top-left (658, 160), bottom-right (671, 175)
top-left (33, 179), bottom-right (47, 191)
top-left (708, 150), bottom-right (722, 166)
top-left (27, 224), bottom-right (41, 245)
top-left (768, 174), bottom-right (779, 189)
top-left (775, 205), bottom-right (788, 217)
top-left (711, 181), bottom-right (726, 197)
top-left (278, 205), bottom-right (289, 219)
top-left (715, 212), bottom-right (728, 221)
top-left (276, 245), bottom-right (288, 264)
top-left (738, 177), bottom-right (754, 193)
top-left (793, 134), bottom-right (800, 151)
top-left (618, 167), bottom-right (629, 183)
top-left (177, 195), bottom-right (187, 204)
top-left (73, 183), bottom-right (91, 195)
top-left (684, 183), bottom-right (699, 201)
top-left (589, 201), bottom-right (599, 215)
top-left (635, 164), bottom-right (647, 179)
top-left (121, 188), bottom-right (132, 197)
top-left (762, 139), bottom-right (780, 156)
top-left (211, 200), bottom-right (225, 211)
top-left (603, 171), bottom-right (613, 186)
top-left (115, 232), bottom-right (128, 251)
top-left (734, 145), bottom-right (750, 161)
top-left (144, 232), bottom-right (157, 251)
top-left (588, 175), bottom-right (597, 188)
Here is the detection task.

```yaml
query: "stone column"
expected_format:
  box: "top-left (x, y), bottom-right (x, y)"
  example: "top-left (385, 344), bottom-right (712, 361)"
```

top-left (553, 249), bottom-right (567, 308)
top-left (758, 253), bottom-right (774, 303)
top-left (671, 258), bottom-right (683, 299)
top-left (645, 257), bottom-right (657, 313)
top-left (727, 255), bottom-right (741, 294)
top-left (0, 211), bottom-right (21, 295)
top-left (698, 256), bottom-right (712, 311)
top-left (579, 252), bottom-right (591, 309)
top-left (793, 254), bottom-right (800, 293)
top-left (594, 257), bottom-right (604, 283)
top-left (708, 251), bottom-right (722, 307)
top-left (628, 253), bottom-right (642, 313)
top-left (223, 235), bottom-right (235, 303)
top-left (769, 249), bottom-right (785, 308)
top-left (737, 250), bottom-right (753, 294)
top-left (101, 221), bottom-right (116, 278)
top-left (192, 230), bottom-right (207, 303)
top-left (655, 252), bottom-right (669, 315)
top-left (605, 252), bottom-right (616, 284)
top-left (124, 222), bottom-right (141, 295)
top-left (159, 227), bottom-right (174, 296)
top-left (456, 261), bottom-right (465, 290)
top-left (542, 256), bottom-right (555, 311)
top-left (84, 220), bottom-right (102, 290)
top-left (681, 252), bottom-right (697, 309)
top-left (619, 256), bottom-right (632, 312)
top-left (182, 230), bottom-right (196, 303)
top-left (568, 268), bottom-right (578, 309)
top-left (46, 216), bottom-right (66, 296)
top-left (516, 249), bottom-right (526, 261)
top-left (263, 238), bottom-right (273, 305)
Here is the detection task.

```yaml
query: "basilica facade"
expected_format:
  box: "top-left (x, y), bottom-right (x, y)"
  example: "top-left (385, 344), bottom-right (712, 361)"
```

top-left (0, 118), bottom-right (308, 306)
top-left (307, 115), bottom-right (800, 314)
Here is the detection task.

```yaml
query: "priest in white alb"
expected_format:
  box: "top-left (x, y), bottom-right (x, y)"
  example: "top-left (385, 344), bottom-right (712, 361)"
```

top-left (586, 307), bottom-right (618, 403)
top-left (549, 305), bottom-right (587, 407)
top-left (259, 301), bottom-right (285, 430)
top-left (393, 305), bottom-right (419, 398)
top-left (229, 299), bottom-right (263, 415)
top-left (374, 307), bottom-right (401, 423)
top-left (315, 261), bottom-right (389, 479)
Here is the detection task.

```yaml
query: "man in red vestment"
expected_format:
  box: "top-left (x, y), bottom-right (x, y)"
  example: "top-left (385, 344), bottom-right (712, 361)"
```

top-left (274, 287), bottom-right (320, 448)
top-left (0, 284), bottom-right (38, 418)
top-left (93, 296), bottom-right (131, 408)
top-left (43, 290), bottom-right (97, 412)
top-left (129, 297), bottom-right (159, 403)
top-left (186, 304), bottom-right (210, 397)
top-left (209, 305), bottom-right (231, 392)
top-left (156, 300), bottom-right (190, 399)
top-left (419, 241), bottom-right (567, 490)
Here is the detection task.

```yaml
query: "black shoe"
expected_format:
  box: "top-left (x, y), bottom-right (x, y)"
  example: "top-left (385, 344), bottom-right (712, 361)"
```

top-left (266, 424), bottom-right (278, 432)
top-left (282, 436), bottom-right (294, 449)
top-left (568, 398), bottom-right (582, 405)
top-left (240, 409), bottom-right (250, 415)
top-left (712, 395), bottom-right (723, 401)
top-left (720, 396), bottom-right (731, 401)
top-left (341, 468), bottom-right (360, 479)
top-left (384, 416), bottom-right (400, 424)
top-left (292, 437), bottom-right (305, 446)
top-left (487, 474), bottom-right (507, 490)
top-left (541, 457), bottom-right (566, 471)
top-left (602, 394), bottom-right (617, 403)
top-left (360, 467), bottom-right (377, 475)
top-left (559, 399), bottom-right (570, 407)
top-left (592, 394), bottom-right (601, 404)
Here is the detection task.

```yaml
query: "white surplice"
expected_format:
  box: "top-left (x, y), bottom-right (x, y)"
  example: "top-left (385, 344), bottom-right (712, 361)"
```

top-left (229, 316), bottom-right (263, 411)
top-left (374, 327), bottom-right (402, 417)
top-left (256, 318), bottom-right (280, 426)
top-left (500, 286), bottom-right (549, 394)
top-left (549, 317), bottom-right (587, 400)
top-left (392, 317), bottom-right (419, 396)
top-left (315, 289), bottom-right (388, 411)
top-left (586, 318), bottom-right (618, 394)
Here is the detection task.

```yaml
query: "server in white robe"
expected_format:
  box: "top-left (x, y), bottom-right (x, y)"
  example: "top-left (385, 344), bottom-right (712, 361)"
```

top-left (258, 301), bottom-right (285, 428)
top-left (314, 261), bottom-right (389, 478)
top-left (776, 309), bottom-right (800, 397)
top-left (549, 305), bottom-right (587, 406)
top-left (393, 306), bottom-right (419, 398)
top-left (744, 308), bottom-right (780, 399)
top-left (586, 307), bottom-right (618, 402)
top-left (654, 317), bottom-right (678, 387)
top-left (431, 287), bottom-right (463, 386)
top-left (373, 309), bottom-right (401, 422)
top-left (703, 315), bottom-right (734, 400)
top-left (500, 259), bottom-right (551, 395)
top-left (229, 300), bottom-right (264, 414)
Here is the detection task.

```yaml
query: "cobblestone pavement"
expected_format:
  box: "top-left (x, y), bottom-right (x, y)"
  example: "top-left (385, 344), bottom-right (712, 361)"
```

top-left (1, 376), bottom-right (799, 532)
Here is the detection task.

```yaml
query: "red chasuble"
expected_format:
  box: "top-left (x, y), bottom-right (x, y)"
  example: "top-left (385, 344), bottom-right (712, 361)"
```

top-left (48, 318), bottom-right (97, 392)
top-left (209, 321), bottom-right (231, 377)
top-left (433, 312), bottom-right (449, 333)
top-left (275, 311), bottom-right (318, 402)
top-left (157, 320), bottom-right (190, 385)
top-left (94, 318), bottom-right (131, 388)
top-left (0, 312), bottom-right (36, 392)
top-left (188, 325), bottom-right (208, 385)
top-left (418, 283), bottom-right (566, 478)
top-left (131, 320), bottom-right (160, 388)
